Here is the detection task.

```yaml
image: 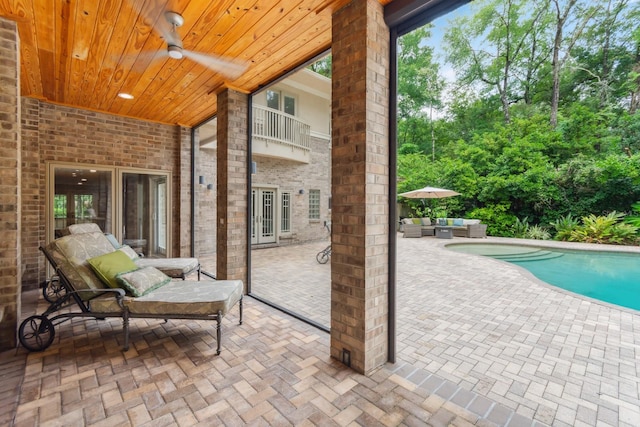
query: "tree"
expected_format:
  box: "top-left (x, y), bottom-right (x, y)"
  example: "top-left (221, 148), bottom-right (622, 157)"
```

top-left (444, 0), bottom-right (549, 123)
top-left (397, 26), bottom-right (444, 121)
top-left (549, 0), bottom-right (597, 127)
top-left (308, 55), bottom-right (331, 78)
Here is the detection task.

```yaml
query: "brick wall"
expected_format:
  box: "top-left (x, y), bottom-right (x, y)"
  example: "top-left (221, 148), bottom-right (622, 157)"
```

top-left (216, 89), bottom-right (248, 284)
top-left (331, 0), bottom-right (390, 374)
top-left (195, 145), bottom-right (217, 258)
top-left (20, 99), bottom-right (189, 290)
top-left (0, 18), bottom-right (21, 350)
top-left (252, 134), bottom-right (331, 243)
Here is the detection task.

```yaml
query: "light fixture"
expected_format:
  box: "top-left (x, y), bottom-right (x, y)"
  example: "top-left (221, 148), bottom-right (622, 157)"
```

top-left (207, 184), bottom-right (213, 190)
top-left (167, 45), bottom-right (183, 59)
top-left (299, 189), bottom-right (305, 195)
top-left (199, 176), bottom-right (205, 186)
top-left (251, 161), bottom-right (257, 175)
top-left (118, 93), bottom-right (134, 100)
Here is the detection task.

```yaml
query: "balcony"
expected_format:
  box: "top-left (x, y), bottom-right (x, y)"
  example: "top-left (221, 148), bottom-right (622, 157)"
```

top-left (252, 105), bottom-right (311, 163)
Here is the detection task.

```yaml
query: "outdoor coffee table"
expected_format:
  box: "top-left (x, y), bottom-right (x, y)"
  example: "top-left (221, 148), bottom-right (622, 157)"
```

top-left (435, 226), bottom-right (453, 239)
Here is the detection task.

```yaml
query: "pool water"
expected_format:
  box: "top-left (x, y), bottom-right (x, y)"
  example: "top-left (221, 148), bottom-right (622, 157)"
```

top-left (448, 243), bottom-right (640, 311)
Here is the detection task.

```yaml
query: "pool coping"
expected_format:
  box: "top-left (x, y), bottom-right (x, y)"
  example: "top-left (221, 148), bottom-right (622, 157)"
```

top-left (442, 237), bottom-right (640, 316)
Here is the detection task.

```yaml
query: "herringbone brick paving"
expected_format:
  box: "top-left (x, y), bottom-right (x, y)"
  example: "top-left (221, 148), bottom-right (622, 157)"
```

top-left (3, 234), bottom-right (640, 425)
top-left (2, 293), bottom-right (540, 426)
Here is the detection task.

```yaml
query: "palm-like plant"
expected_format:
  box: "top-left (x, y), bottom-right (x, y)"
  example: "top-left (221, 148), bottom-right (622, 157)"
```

top-left (569, 212), bottom-right (638, 244)
top-left (525, 225), bottom-right (551, 240)
top-left (550, 214), bottom-right (578, 241)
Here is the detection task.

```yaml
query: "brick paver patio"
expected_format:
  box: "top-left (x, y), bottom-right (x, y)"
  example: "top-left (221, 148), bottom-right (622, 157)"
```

top-left (2, 234), bottom-right (640, 426)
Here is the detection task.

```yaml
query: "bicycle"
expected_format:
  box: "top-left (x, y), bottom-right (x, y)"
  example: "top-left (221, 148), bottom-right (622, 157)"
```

top-left (316, 221), bottom-right (331, 264)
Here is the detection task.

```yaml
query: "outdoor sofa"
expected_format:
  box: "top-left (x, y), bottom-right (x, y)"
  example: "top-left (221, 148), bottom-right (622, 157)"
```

top-left (435, 218), bottom-right (487, 238)
top-left (20, 230), bottom-right (243, 354)
top-left (400, 217), bottom-right (435, 237)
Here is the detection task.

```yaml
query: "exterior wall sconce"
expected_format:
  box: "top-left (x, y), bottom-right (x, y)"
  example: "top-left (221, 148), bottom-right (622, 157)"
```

top-left (299, 189), bottom-right (305, 194)
top-left (251, 161), bottom-right (257, 175)
top-left (199, 175), bottom-right (212, 190)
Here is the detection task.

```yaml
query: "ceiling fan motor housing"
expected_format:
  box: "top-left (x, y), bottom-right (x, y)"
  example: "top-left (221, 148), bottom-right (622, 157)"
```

top-left (165, 11), bottom-right (184, 27)
top-left (167, 45), bottom-right (183, 59)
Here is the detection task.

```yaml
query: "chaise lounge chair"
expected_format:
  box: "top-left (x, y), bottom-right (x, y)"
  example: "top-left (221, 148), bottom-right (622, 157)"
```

top-left (64, 223), bottom-right (201, 280)
top-left (21, 230), bottom-right (243, 354)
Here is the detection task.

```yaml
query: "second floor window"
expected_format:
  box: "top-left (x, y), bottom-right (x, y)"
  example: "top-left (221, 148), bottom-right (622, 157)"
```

top-left (267, 90), bottom-right (296, 116)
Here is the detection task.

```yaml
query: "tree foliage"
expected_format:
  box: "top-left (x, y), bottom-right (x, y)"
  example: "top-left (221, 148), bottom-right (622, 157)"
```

top-left (396, 0), bottom-right (640, 240)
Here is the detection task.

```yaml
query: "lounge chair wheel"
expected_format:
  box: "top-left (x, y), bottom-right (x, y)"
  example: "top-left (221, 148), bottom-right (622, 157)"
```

top-left (42, 277), bottom-right (67, 303)
top-left (19, 315), bottom-right (55, 352)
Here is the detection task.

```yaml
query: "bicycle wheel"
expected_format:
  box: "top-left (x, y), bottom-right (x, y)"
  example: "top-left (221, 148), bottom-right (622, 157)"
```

top-left (19, 315), bottom-right (55, 352)
top-left (42, 277), bottom-right (67, 303)
top-left (316, 249), bottom-right (330, 264)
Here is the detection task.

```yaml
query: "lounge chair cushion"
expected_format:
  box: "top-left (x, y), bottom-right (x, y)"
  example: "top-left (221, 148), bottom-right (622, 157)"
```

top-left (52, 232), bottom-right (119, 293)
top-left (88, 250), bottom-right (139, 289)
top-left (118, 245), bottom-right (140, 260)
top-left (64, 222), bottom-right (103, 235)
top-left (134, 257), bottom-right (199, 278)
top-left (116, 266), bottom-right (171, 297)
top-left (89, 279), bottom-right (243, 316)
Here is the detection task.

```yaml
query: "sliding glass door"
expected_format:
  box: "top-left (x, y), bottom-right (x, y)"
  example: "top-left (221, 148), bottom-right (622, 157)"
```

top-left (48, 163), bottom-right (171, 258)
top-left (122, 172), bottom-right (169, 257)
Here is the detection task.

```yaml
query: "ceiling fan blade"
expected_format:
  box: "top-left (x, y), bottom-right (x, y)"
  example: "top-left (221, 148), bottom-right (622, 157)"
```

top-left (182, 50), bottom-right (248, 80)
top-left (125, 0), bottom-right (181, 47)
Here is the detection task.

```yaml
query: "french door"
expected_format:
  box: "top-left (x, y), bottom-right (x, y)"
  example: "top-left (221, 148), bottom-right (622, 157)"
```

top-left (251, 188), bottom-right (277, 244)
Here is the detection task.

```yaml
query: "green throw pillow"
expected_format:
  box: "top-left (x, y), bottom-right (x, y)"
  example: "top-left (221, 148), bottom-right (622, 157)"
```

top-left (88, 250), bottom-right (139, 289)
top-left (412, 218), bottom-right (421, 224)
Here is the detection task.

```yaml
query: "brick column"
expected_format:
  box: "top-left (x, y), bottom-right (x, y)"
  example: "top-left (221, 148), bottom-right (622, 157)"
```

top-left (0, 18), bottom-right (21, 350)
top-left (216, 88), bottom-right (248, 286)
top-left (331, 0), bottom-right (390, 374)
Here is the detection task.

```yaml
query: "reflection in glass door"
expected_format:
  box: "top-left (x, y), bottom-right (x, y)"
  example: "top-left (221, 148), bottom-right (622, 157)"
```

top-left (50, 165), bottom-right (113, 238)
top-left (153, 177), bottom-right (167, 256)
top-left (122, 172), bottom-right (170, 258)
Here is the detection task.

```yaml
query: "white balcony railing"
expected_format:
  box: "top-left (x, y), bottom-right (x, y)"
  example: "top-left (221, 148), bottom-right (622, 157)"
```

top-left (252, 105), bottom-right (311, 158)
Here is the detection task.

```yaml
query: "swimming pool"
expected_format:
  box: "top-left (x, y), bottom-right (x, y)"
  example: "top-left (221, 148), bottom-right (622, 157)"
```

top-left (447, 243), bottom-right (640, 311)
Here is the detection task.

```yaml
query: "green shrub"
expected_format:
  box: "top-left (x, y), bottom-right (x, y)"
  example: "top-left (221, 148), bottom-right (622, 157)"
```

top-left (569, 212), bottom-right (638, 245)
top-left (512, 217), bottom-right (529, 238)
top-left (525, 225), bottom-right (551, 240)
top-left (550, 214), bottom-right (579, 241)
top-left (467, 203), bottom-right (517, 237)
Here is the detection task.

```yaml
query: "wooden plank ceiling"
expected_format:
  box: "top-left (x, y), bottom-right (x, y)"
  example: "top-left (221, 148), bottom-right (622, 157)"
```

top-left (0, 0), bottom-right (393, 127)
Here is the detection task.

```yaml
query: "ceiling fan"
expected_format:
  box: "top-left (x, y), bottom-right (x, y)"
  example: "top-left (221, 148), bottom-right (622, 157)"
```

top-left (137, 8), bottom-right (248, 80)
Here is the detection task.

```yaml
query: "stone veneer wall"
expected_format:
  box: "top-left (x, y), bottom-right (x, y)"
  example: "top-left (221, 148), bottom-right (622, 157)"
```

top-left (20, 99), bottom-right (191, 291)
top-left (331, 0), bottom-right (390, 374)
top-left (0, 18), bottom-right (21, 350)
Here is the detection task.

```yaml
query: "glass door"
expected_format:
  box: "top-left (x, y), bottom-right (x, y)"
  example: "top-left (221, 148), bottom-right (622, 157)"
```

top-left (251, 187), bottom-right (276, 245)
top-left (121, 171), bottom-right (171, 258)
top-left (49, 164), bottom-right (114, 239)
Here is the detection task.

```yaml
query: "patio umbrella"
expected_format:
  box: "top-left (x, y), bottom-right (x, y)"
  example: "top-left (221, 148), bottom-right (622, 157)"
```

top-left (398, 186), bottom-right (460, 199)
